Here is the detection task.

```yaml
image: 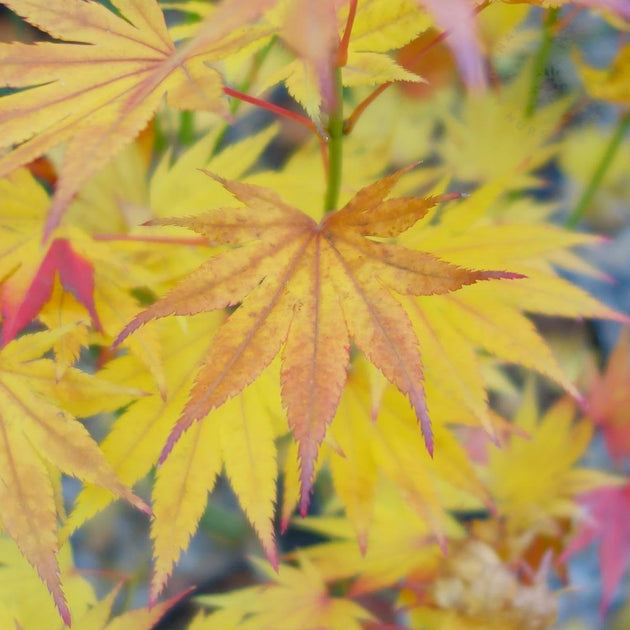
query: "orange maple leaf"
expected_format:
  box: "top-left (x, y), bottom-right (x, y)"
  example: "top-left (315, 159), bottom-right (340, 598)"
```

top-left (0, 0), bottom-right (276, 238)
top-left (587, 329), bottom-right (630, 461)
top-left (116, 170), bottom-right (519, 511)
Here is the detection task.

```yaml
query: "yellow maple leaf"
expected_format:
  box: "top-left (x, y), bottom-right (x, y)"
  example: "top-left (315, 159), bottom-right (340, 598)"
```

top-left (197, 554), bottom-right (374, 630)
top-left (264, 0), bottom-right (428, 121)
top-left (150, 363), bottom-right (282, 604)
top-left (579, 42), bottom-right (630, 104)
top-left (326, 358), bottom-right (489, 550)
top-left (0, 0), bottom-right (276, 236)
top-left (399, 181), bottom-right (626, 412)
top-left (437, 66), bottom-right (570, 187)
top-left (65, 314), bottom-right (223, 533)
top-left (0, 328), bottom-right (149, 625)
top-left (293, 480), bottom-right (466, 596)
top-left (0, 534), bottom-right (95, 630)
top-left (67, 314), bottom-right (284, 604)
top-left (486, 381), bottom-right (620, 536)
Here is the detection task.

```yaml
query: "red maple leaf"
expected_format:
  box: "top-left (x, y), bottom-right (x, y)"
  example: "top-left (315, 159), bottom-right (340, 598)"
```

top-left (560, 483), bottom-right (630, 614)
top-left (1, 238), bottom-right (102, 346)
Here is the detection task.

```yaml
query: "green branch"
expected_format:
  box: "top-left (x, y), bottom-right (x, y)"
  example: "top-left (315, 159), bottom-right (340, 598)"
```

top-left (324, 67), bottom-right (344, 213)
top-left (525, 8), bottom-right (559, 118)
top-left (566, 110), bottom-right (630, 228)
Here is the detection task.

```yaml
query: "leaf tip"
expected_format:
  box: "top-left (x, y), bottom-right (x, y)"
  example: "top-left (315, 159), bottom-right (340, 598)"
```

top-left (139, 498), bottom-right (154, 518)
top-left (280, 515), bottom-right (291, 534)
top-left (55, 592), bottom-right (72, 627)
top-left (419, 405), bottom-right (434, 457)
top-left (158, 382), bottom-right (168, 402)
top-left (358, 533), bottom-right (368, 556)
top-left (159, 416), bottom-right (193, 465)
top-left (486, 427), bottom-right (501, 449)
top-left (267, 545), bottom-right (280, 573)
top-left (124, 489), bottom-right (153, 518)
top-left (425, 434), bottom-right (434, 458)
top-left (573, 391), bottom-right (587, 410)
top-left (434, 191), bottom-right (464, 204)
top-left (111, 324), bottom-right (135, 349)
top-left (299, 491), bottom-right (311, 518)
top-left (197, 168), bottom-right (223, 184)
top-left (481, 270), bottom-right (527, 281)
top-left (148, 589), bottom-right (160, 611)
top-left (410, 389), bottom-right (434, 456)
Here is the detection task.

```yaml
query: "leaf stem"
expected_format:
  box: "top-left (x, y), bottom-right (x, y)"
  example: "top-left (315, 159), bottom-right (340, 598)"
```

top-left (525, 8), bottom-right (559, 118)
top-left (324, 67), bottom-right (344, 213)
top-left (93, 233), bottom-right (209, 246)
top-left (344, 82), bottom-right (390, 135)
top-left (566, 109), bottom-right (630, 228)
top-left (223, 86), bottom-right (321, 138)
top-left (178, 110), bottom-right (196, 146)
top-left (337, 0), bottom-right (358, 67)
top-left (343, 1), bottom-right (489, 134)
top-left (211, 37), bottom-right (276, 156)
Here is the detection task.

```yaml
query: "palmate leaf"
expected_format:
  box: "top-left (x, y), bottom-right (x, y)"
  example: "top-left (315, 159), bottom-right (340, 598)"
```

top-left (292, 480), bottom-right (466, 596)
top-left (196, 554), bottom-right (374, 630)
top-left (587, 329), bottom-right (630, 462)
top-left (116, 169), bottom-right (516, 512)
top-left (0, 328), bottom-right (149, 625)
top-left (267, 0), bottom-right (427, 121)
top-left (0, 534), bottom-right (95, 629)
top-left (279, 357), bottom-right (490, 552)
top-left (0, 0), bottom-right (276, 237)
top-left (560, 483), bottom-right (630, 615)
top-left (396, 182), bottom-right (628, 424)
top-left (67, 314), bottom-right (283, 605)
top-left (0, 168), bottom-right (167, 395)
top-left (486, 382), bottom-right (620, 537)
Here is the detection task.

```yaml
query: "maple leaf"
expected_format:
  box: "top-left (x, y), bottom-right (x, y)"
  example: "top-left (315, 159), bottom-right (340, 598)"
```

top-left (587, 330), bottom-right (630, 461)
top-left (278, 355), bottom-right (490, 550)
top-left (65, 315), bottom-right (224, 549)
top-left (0, 167), bottom-right (168, 392)
top-left (578, 42), bottom-right (630, 105)
top-left (486, 382), bottom-right (619, 537)
top-left (116, 170), bottom-right (516, 512)
top-left (66, 314), bottom-right (282, 604)
top-left (324, 357), bottom-right (490, 551)
top-left (280, 0), bottom-right (340, 115)
top-left (417, 0), bottom-right (488, 90)
top-left (437, 68), bottom-right (570, 187)
top-left (0, 0), bottom-right (276, 237)
top-left (0, 534), bottom-right (95, 629)
top-left (560, 483), bottom-right (630, 614)
top-left (295, 480), bottom-right (466, 596)
top-left (398, 182), bottom-right (627, 404)
top-left (150, 364), bottom-right (282, 604)
top-left (0, 328), bottom-right (149, 626)
top-left (265, 0), bottom-right (427, 121)
top-left (1, 236), bottom-right (102, 346)
top-left (197, 554), bottom-right (374, 630)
